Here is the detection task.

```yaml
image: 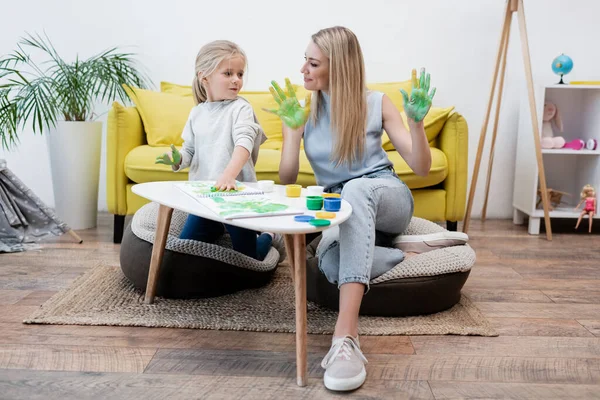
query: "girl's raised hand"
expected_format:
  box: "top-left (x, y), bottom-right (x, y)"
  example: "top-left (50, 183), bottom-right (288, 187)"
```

top-left (400, 68), bottom-right (436, 123)
top-left (155, 144), bottom-right (182, 167)
top-left (264, 78), bottom-right (311, 129)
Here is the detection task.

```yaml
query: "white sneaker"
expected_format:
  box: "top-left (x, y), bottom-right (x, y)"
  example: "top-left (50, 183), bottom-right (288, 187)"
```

top-left (321, 335), bottom-right (368, 391)
top-left (393, 231), bottom-right (469, 253)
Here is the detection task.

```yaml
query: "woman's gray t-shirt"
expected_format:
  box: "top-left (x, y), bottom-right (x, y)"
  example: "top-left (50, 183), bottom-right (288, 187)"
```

top-left (303, 91), bottom-right (393, 190)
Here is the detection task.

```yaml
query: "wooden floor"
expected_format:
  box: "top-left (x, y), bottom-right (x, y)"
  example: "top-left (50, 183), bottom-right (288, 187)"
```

top-left (0, 214), bottom-right (599, 399)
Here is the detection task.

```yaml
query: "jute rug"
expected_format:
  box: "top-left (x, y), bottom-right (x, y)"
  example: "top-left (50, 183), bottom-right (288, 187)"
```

top-left (24, 265), bottom-right (497, 336)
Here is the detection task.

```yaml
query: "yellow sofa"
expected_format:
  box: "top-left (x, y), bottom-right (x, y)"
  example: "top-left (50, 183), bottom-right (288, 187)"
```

top-left (107, 81), bottom-right (468, 243)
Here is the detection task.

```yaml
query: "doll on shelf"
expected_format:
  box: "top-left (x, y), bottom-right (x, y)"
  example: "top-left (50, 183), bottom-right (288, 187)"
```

top-left (574, 184), bottom-right (596, 233)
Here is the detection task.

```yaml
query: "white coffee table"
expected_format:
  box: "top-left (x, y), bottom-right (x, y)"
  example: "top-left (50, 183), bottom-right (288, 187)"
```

top-left (131, 181), bottom-right (352, 386)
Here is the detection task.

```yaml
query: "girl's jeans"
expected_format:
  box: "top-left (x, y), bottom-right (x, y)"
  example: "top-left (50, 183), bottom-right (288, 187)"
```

top-left (179, 215), bottom-right (271, 260)
top-left (317, 166), bottom-right (414, 292)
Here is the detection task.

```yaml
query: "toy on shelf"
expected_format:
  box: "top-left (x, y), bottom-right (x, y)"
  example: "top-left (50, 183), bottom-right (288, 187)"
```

top-left (563, 139), bottom-right (585, 150)
top-left (586, 139), bottom-right (598, 150)
top-left (541, 102), bottom-right (565, 149)
top-left (537, 188), bottom-right (571, 211)
top-left (554, 138), bottom-right (598, 151)
top-left (551, 54), bottom-right (573, 84)
top-left (574, 184), bottom-right (596, 233)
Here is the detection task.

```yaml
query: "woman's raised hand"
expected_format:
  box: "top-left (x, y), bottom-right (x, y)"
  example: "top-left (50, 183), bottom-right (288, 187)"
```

top-left (400, 68), bottom-right (436, 123)
top-left (264, 78), bottom-right (311, 129)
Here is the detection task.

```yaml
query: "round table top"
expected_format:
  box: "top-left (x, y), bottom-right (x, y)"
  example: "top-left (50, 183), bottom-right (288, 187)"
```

top-left (132, 181), bottom-right (352, 234)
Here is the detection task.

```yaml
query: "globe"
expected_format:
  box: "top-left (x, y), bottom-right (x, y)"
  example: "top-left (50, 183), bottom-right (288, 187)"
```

top-left (551, 54), bottom-right (573, 84)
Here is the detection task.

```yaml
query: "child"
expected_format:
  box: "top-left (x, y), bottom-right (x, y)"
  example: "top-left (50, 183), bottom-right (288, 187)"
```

top-left (156, 40), bottom-right (275, 261)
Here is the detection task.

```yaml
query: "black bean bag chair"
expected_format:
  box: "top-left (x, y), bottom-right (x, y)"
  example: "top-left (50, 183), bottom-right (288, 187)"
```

top-left (120, 202), bottom-right (282, 299)
top-left (305, 218), bottom-right (475, 317)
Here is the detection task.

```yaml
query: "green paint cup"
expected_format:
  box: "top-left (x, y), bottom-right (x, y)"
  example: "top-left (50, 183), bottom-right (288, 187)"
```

top-left (306, 195), bottom-right (323, 210)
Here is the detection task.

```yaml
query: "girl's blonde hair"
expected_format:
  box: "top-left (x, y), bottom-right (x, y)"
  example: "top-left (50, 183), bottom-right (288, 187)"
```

top-left (192, 40), bottom-right (247, 104)
top-left (581, 184), bottom-right (596, 199)
top-left (311, 26), bottom-right (367, 166)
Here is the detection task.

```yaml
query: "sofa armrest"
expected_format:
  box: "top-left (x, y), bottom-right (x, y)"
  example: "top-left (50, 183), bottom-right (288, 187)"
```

top-left (438, 112), bottom-right (468, 221)
top-left (106, 101), bottom-right (145, 215)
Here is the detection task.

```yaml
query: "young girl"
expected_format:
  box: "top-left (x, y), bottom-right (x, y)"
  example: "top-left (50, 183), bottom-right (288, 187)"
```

top-left (574, 184), bottom-right (596, 233)
top-left (156, 40), bottom-right (275, 261)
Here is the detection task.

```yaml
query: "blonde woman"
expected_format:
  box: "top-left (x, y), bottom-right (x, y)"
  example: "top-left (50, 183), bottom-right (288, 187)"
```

top-left (267, 26), bottom-right (467, 391)
top-left (155, 40), bottom-right (276, 260)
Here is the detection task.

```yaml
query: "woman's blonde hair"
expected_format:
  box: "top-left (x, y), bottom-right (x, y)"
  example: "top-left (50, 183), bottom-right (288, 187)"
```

top-left (311, 26), bottom-right (367, 166)
top-left (192, 40), bottom-right (247, 104)
top-left (581, 184), bottom-right (595, 199)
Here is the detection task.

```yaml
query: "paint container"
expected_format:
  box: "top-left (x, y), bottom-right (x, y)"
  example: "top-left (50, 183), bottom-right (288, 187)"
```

top-left (306, 185), bottom-right (324, 196)
top-left (309, 219), bottom-right (331, 227)
top-left (306, 196), bottom-right (323, 210)
top-left (315, 211), bottom-right (336, 219)
top-left (294, 215), bottom-right (315, 222)
top-left (285, 184), bottom-right (302, 197)
top-left (323, 197), bottom-right (341, 212)
top-left (257, 180), bottom-right (274, 193)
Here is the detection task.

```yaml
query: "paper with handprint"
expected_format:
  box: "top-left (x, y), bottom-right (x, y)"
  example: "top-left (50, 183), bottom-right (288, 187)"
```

top-left (174, 181), bottom-right (303, 219)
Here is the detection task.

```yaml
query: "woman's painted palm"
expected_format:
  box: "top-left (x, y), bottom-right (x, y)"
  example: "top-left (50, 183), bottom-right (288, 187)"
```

top-left (400, 68), bottom-right (436, 123)
top-left (265, 78), bottom-right (311, 129)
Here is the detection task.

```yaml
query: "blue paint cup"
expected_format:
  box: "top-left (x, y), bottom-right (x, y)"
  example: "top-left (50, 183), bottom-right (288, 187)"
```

top-left (323, 197), bottom-right (341, 212)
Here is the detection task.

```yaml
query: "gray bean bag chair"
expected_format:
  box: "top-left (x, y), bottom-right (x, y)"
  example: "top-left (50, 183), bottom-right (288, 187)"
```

top-left (306, 218), bottom-right (475, 316)
top-left (120, 202), bottom-right (282, 299)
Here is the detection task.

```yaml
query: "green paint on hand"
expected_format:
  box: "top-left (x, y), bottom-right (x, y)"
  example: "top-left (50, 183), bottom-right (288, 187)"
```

top-left (400, 68), bottom-right (436, 123)
top-left (263, 78), bottom-right (311, 129)
top-left (155, 144), bottom-right (182, 166)
top-left (187, 181), bottom-right (245, 196)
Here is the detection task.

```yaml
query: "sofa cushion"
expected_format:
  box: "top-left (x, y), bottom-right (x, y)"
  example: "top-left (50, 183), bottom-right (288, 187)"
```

top-left (254, 149), bottom-right (317, 187)
top-left (388, 147), bottom-right (448, 189)
top-left (120, 202), bottom-right (279, 298)
top-left (124, 145), bottom-right (189, 183)
top-left (123, 85), bottom-right (194, 147)
top-left (238, 91), bottom-right (286, 149)
top-left (305, 217), bottom-right (474, 316)
top-left (381, 106), bottom-right (455, 151)
top-left (367, 80), bottom-right (413, 111)
top-left (293, 80), bottom-right (413, 113)
top-left (254, 147), bottom-right (447, 190)
top-left (160, 81), bottom-right (193, 96)
top-left (160, 81), bottom-right (285, 150)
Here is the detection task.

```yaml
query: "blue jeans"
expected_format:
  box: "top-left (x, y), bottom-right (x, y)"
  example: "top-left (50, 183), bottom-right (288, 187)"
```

top-left (317, 166), bottom-right (414, 291)
top-left (179, 215), bottom-right (272, 261)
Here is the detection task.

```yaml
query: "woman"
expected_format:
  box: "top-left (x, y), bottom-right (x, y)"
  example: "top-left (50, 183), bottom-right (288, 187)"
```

top-left (266, 26), bottom-right (467, 391)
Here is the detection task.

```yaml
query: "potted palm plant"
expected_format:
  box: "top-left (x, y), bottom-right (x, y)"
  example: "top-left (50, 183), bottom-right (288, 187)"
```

top-left (0, 33), bottom-right (151, 229)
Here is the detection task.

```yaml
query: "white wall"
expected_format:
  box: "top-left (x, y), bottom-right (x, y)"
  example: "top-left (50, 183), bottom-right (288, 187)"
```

top-left (1, 0), bottom-right (599, 219)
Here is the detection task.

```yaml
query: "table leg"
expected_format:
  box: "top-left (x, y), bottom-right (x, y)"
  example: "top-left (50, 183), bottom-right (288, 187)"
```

top-left (293, 233), bottom-right (307, 387)
top-left (144, 205), bottom-right (174, 304)
top-left (283, 234), bottom-right (296, 282)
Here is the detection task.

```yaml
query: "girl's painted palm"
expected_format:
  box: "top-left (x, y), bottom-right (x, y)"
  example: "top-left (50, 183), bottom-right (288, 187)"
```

top-left (155, 144), bottom-right (181, 166)
top-left (265, 78), bottom-right (311, 129)
top-left (400, 68), bottom-right (436, 123)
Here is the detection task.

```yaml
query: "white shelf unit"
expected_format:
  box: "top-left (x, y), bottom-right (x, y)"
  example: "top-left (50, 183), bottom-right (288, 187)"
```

top-left (513, 84), bottom-right (600, 234)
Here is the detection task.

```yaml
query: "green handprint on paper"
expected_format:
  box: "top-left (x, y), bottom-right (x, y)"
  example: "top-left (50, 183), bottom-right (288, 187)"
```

top-left (400, 68), bottom-right (436, 123)
top-left (155, 144), bottom-right (181, 166)
top-left (264, 78), bottom-right (311, 129)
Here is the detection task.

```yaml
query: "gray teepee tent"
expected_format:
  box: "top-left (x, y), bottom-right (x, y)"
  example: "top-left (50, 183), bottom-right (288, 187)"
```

top-left (0, 159), bottom-right (82, 253)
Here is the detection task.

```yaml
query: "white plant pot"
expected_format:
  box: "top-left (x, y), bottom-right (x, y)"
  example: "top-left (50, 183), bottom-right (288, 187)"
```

top-left (46, 121), bottom-right (102, 230)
